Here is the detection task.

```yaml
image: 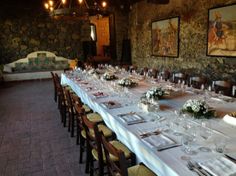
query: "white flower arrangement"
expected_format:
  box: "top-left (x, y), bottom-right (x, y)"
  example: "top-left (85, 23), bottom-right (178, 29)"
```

top-left (145, 87), bottom-right (165, 100)
top-left (118, 78), bottom-right (137, 87)
top-left (182, 99), bottom-right (214, 119)
top-left (103, 72), bottom-right (116, 80)
top-left (87, 68), bottom-right (96, 75)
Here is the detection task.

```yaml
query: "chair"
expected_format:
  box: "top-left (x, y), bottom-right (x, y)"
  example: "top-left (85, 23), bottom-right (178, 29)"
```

top-left (54, 73), bottom-right (67, 124)
top-left (64, 88), bottom-right (76, 136)
top-left (148, 68), bottom-right (158, 78)
top-left (82, 115), bottom-right (134, 176)
top-left (122, 65), bottom-right (130, 72)
top-left (71, 94), bottom-right (102, 141)
top-left (101, 134), bottom-right (156, 176)
top-left (189, 76), bottom-right (207, 89)
top-left (129, 65), bottom-right (138, 73)
top-left (159, 70), bottom-right (171, 81)
top-left (172, 72), bottom-right (186, 84)
top-left (50, 72), bottom-right (57, 102)
top-left (141, 67), bottom-right (149, 76)
top-left (213, 80), bottom-right (232, 96)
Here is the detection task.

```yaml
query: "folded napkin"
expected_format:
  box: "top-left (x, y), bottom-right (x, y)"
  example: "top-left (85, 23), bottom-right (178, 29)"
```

top-left (218, 95), bottom-right (234, 102)
top-left (102, 101), bottom-right (122, 109)
top-left (198, 156), bottom-right (236, 176)
top-left (211, 97), bottom-right (224, 102)
top-left (211, 95), bottom-right (233, 102)
top-left (142, 134), bottom-right (175, 149)
top-left (119, 114), bottom-right (144, 125)
top-left (223, 114), bottom-right (236, 126)
top-left (92, 92), bottom-right (108, 98)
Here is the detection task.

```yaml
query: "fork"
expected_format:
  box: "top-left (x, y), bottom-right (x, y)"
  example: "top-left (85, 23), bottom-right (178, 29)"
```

top-left (189, 160), bottom-right (212, 176)
top-left (187, 161), bottom-right (205, 176)
top-left (140, 130), bottom-right (161, 138)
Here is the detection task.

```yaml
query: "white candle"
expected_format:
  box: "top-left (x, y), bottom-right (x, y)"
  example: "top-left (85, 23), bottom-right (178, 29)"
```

top-left (232, 86), bottom-right (236, 97)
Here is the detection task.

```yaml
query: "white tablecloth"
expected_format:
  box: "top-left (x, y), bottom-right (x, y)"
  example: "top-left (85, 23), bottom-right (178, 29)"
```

top-left (61, 72), bottom-right (236, 176)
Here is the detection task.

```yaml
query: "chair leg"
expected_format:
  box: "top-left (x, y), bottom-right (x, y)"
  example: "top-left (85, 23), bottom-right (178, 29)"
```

top-left (98, 160), bottom-right (104, 176)
top-left (70, 113), bottom-right (75, 137)
top-left (85, 143), bottom-right (90, 173)
top-left (76, 120), bottom-right (80, 145)
top-left (62, 107), bottom-right (67, 127)
top-left (54, 89), bottom-right (57, 102)
top-left (89, 158), bottom-right (94, 176)
top-left (68, 112), bottom-right (71, 132)
top-left (79, 137), bottom-right (85, 164)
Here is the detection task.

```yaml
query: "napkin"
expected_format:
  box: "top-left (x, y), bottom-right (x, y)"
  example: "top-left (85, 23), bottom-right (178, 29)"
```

top-left (211, 97), bottom-right (224, 102)
top-left (142, 134), bottom-right (175, 149)
top-left (198, 156), bottom-right (236, 176)
top-left (92, 92), bottom-right (108, 98)
top-left (223, 114), bottom-right (236, 126)
top-left (119, 114), bottom-right (144, 125)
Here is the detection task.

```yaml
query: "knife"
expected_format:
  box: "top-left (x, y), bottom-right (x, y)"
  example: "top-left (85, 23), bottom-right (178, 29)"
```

top-left (157, 144), bottom-right (181, 151)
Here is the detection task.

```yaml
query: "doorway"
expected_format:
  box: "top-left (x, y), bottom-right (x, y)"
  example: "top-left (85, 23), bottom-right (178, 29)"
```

top-left (90, 16), bottom-right (110, 57)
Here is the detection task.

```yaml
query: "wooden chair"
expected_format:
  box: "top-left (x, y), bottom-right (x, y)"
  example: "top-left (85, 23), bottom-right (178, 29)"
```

top-left (172, 72), bottom-right (186, 84)
top-left (71, 94), bottom-right (102, 142)
top-left (148, 68), bottom-right (158, 78)
top-left (189, 76), bottom-right (207, 89)
top-left (101, 134), bottom-right (156, 176)
top-left (82, 115), bottom-right (134, 176)
top-left (73, 102), bottom-right (104, 165)
top-left (54, 73), bottom-right (67, 124)
top-left (129, 65), bottom-right (138, 73)
top-left (142, 67), bottom-right (149, 76)
top-left (159, 70), bottom-right (171, 81)
top-left (213, 80), bottom-right (232, 96)
top-left (50, 72), bottom-right (57, 102)
top-left (122, 65), bottom-right (130, 72)
top-left (64, 88), bottom-right (76, 136)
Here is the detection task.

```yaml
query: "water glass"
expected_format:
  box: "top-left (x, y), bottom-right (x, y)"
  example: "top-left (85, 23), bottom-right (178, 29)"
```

top-left (181, 135), bottom-right (196, 155)
top-left (214, 137), bottom-right (227, 153)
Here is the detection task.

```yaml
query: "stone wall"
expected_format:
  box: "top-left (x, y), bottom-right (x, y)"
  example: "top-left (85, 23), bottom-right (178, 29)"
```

top-left (0, 17), bottom-right (91, 64)
top-left (129, 0), bottom-right (236, 82)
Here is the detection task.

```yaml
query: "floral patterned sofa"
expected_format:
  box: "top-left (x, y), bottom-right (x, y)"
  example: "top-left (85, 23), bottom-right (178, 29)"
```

top-left (3, 51), bottom-right (72, 81)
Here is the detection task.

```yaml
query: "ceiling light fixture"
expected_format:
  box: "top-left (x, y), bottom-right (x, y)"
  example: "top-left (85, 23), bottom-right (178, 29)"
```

top-left (44, 0), bottom-right (108, 18)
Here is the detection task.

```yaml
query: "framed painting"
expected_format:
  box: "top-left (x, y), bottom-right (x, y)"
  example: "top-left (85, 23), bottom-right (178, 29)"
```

top-left (207, 4), bottom-right (236, 57)
top-left (151, 16), bottom-right (180, 57)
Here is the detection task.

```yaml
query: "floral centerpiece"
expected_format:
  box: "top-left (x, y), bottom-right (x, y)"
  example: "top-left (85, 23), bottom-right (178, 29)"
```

top-left (103, 72), bottom-right (116, 80)
top-left (182, 99), bottom-right (215, 119)
top-left (118, 78), bottom-right (137, 87)
top-left (145, 87), bottom-right (165, 100)
top-left (87, 68), bottom-right (96, 75)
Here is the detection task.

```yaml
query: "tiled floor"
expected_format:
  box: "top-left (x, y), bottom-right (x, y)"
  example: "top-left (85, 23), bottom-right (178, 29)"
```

top-left (0, 80), bottom-right (88, 176)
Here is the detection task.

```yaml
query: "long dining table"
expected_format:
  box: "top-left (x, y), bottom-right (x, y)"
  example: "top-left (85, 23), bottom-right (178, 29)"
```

top-left (61, 68), bottom-right (236, 176)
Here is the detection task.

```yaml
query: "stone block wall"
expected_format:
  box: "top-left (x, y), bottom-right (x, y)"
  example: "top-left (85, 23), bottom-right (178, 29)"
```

top-left (0, 17), bottom-right (91, 64)
top-left (129, 0), bottom-right (236, 82)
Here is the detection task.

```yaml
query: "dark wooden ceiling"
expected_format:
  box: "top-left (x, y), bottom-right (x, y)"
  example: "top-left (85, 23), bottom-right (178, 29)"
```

top-left (0, 0), bottom-right (170, 19)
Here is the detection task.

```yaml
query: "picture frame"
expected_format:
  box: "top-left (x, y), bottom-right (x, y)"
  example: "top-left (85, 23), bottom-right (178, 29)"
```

top-left (151, 16), bottom-right (180, 57)
top-left (207, 3), bottom-right (236, 57)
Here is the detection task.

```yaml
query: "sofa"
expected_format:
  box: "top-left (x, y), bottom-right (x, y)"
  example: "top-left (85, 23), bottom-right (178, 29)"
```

top-left (3, 51), bottom-right (73, 81)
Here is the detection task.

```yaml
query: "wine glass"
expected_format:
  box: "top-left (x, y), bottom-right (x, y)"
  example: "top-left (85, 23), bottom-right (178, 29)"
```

top-left (180, 134), bottom-right (196, 160)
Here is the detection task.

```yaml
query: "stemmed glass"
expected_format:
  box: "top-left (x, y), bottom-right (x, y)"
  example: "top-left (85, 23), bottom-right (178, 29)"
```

top-left (181, 134), bottom-right (197, 161)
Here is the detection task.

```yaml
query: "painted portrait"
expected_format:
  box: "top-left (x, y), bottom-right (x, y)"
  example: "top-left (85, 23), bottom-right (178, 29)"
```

top-left (152, 17), bottom-right (179, 57)
top-left (207, 4), bottom-right (236, 57)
